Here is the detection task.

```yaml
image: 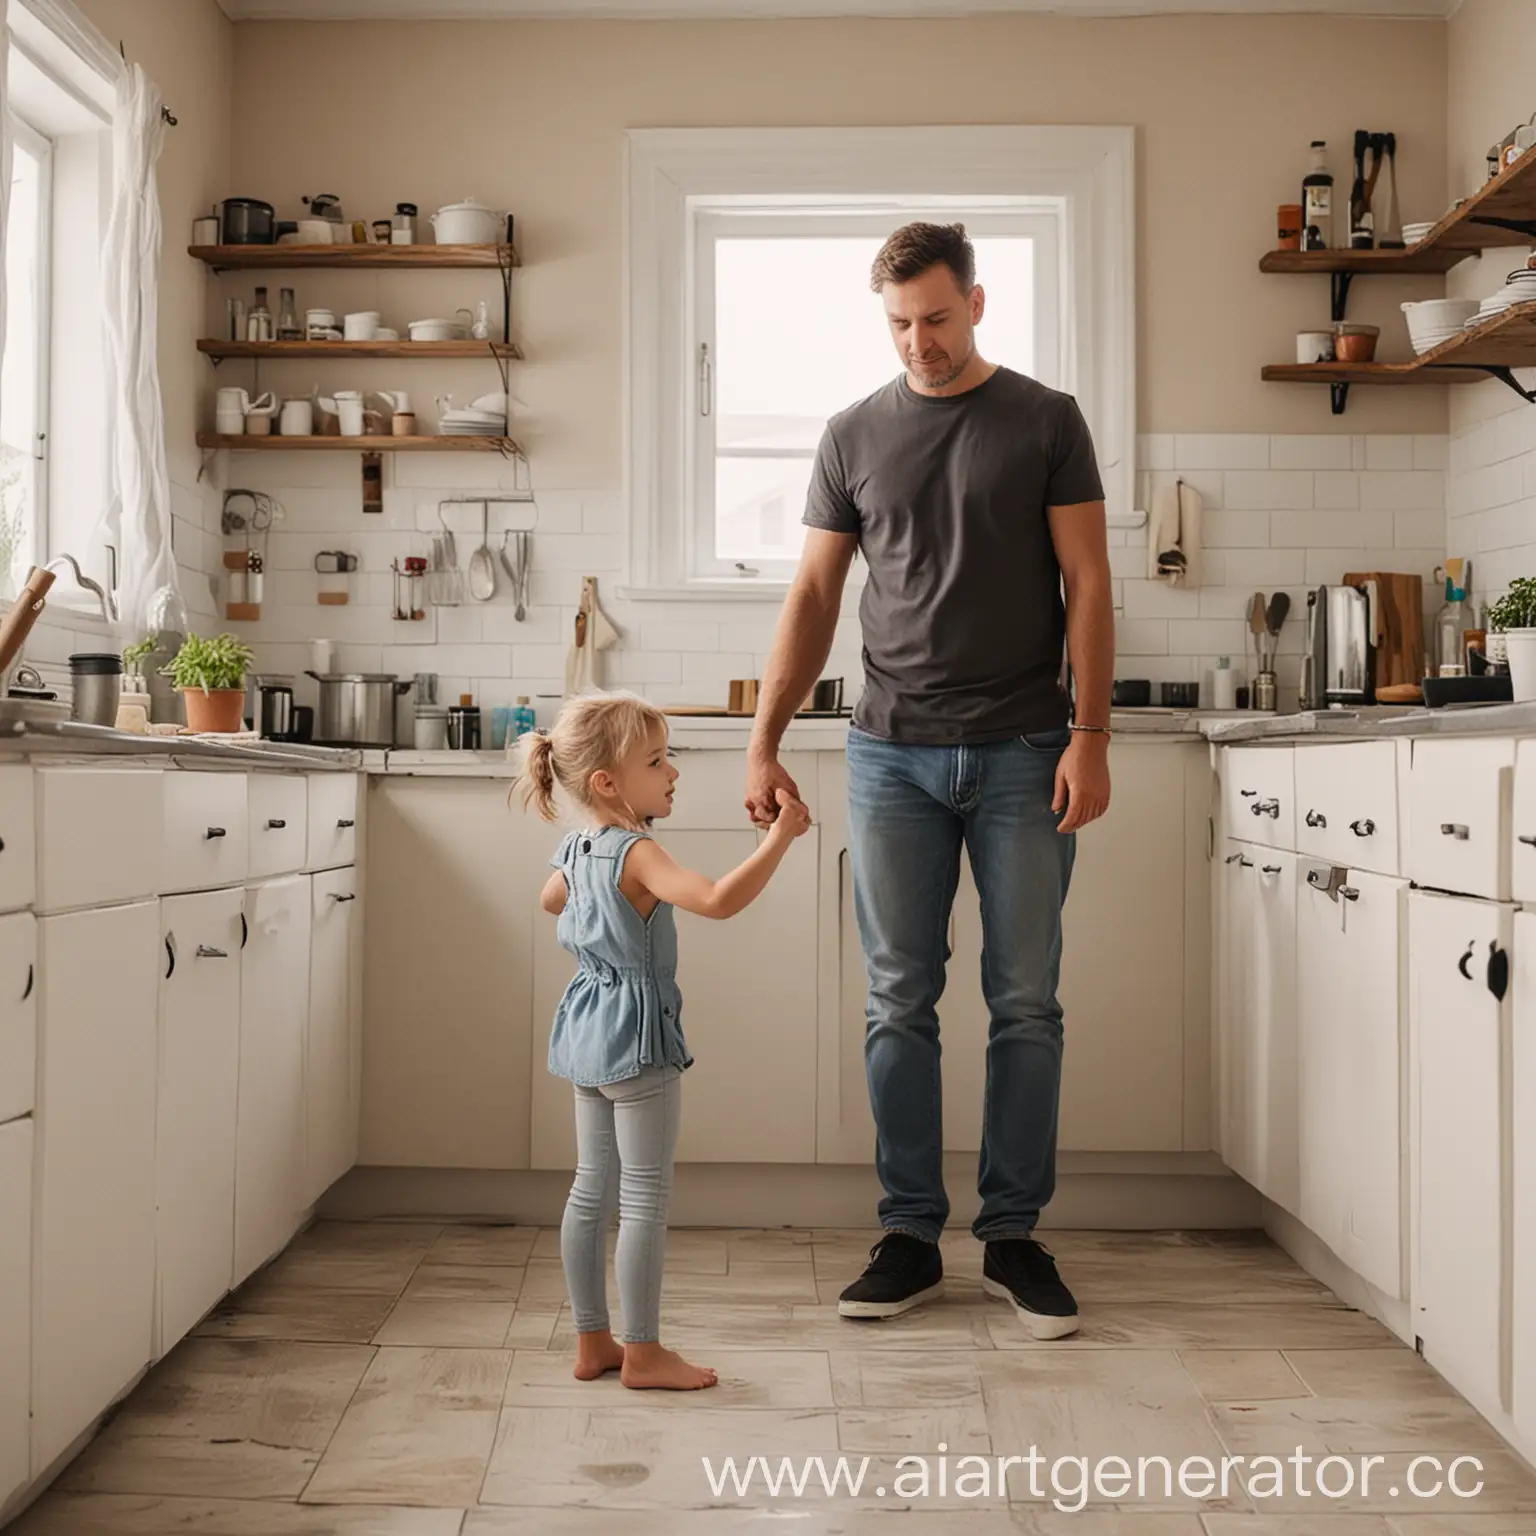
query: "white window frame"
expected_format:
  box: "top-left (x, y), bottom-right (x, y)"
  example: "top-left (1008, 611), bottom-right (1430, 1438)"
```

top-left (623, 125), bottom-right (1135, 602)
top-left (690, 205), bottom-right (1062, 584)
top-left (2, 112), bottom-right (53, 584)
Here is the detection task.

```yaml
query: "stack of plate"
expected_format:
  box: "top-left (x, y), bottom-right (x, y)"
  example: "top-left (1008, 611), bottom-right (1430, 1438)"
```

top-left (439, 408), bottom-right (507, 437)
top-left (1402, 220), bottom-right (1437, 245)
top-left (1402, 298), bottom-right (1481, 354)
top-left (1466, 266), bottom-right (1536, 328)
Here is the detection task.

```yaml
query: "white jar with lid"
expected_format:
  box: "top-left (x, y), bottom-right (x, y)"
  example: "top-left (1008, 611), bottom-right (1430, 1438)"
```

top-left (414, 705), bottom-right (449, 751)
top-left (1212, 656), bottom-right (1237, 711)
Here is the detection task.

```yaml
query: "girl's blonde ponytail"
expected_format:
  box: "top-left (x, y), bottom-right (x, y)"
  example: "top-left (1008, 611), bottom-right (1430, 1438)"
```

top-left (510, 690), bottom-right (669, 823)
top-left (517, 731), bottom-right (559, 820)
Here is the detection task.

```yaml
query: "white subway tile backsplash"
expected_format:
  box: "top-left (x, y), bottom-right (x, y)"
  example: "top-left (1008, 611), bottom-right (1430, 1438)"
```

top-left (1359, 470), bottom-right (1446, 512)
top-left (1166, 619), bottom-right (1250, 656)
top-left (1395, 508), bottom-right (1447, 549)
top-left (1200, 511), bottom-right (1273, 549)
top-left (1174, 434), bottom-right (1269, 470)
top-left (512, 643), bottom-right (574, 677)
top-left (1108, 546), bottom-right (1149, 580)
top-left (1136, 434), bottom-right (1175, 471)
top-left (1121, 580), bottom-right (1202, 619)
top-left (1365, 436), bottom-right (1415, 471)
top-left (1221, 470), bottom-right (1314, 511)
top-left (1313, 472), bottom-right (1361, 511)
top-left (680, 651), bottom-right (756, 685)
top-left (1113, 618), bottom-right (1170, 656)
top-left (1269, 435), bottom-right (1353, 471)
top-left (1271, 510), bottom-right (1395, 549)
top-left (640, 622), bottom-right (721, 653)
top-left (609, 650), bottom-right (683, 685)
top-left (1220, 549), bottom-right (1308, 587)
top-left (1414, 434), bottom-right (1449, 471)
top-left (1494, 404), bottom-right (1536, 464)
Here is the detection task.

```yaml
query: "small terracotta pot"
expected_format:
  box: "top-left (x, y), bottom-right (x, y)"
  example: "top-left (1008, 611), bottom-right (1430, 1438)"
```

top-left (1333, 324), bottom-right (1380, 363)
top-left (180, 687), bottom-right (247, 734)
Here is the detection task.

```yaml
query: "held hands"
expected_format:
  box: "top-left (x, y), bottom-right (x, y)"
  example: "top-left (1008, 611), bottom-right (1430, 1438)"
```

top-left (745, 753), bottom-right (802, 829)
top-left (1053, 731), bottom-right (1111, 834)
top-left (765, 788), bottom-right (811, 843)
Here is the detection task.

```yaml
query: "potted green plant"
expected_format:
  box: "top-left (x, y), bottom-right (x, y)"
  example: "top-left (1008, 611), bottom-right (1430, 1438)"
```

top-left (1487, 577), bottom-right (1536, 702)
top-left (162, 633), bottom-right (254, 733)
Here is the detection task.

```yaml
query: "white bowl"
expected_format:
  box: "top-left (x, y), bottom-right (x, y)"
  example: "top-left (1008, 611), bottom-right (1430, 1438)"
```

top-left (294, 219), bottom-right (333, 245)
top-left (1402, 298), bottom-right (1481, 353)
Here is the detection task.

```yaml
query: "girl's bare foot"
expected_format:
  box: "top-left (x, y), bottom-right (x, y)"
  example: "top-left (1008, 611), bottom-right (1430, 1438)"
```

top-left (573, 1328), bottom-right (626, 1381)
top-left (620, 1342), bottom-right (718, 1391)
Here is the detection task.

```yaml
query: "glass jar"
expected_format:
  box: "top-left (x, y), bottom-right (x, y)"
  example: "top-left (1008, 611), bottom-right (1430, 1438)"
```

top-left (391, 203), bottom-right (418, 245)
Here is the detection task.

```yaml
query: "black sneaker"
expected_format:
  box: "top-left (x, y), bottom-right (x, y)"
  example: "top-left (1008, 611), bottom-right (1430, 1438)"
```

top-left (837, 1233), bottom-right (944, 1319)
top-left (982, 1237), bottom-right (1080, 1339)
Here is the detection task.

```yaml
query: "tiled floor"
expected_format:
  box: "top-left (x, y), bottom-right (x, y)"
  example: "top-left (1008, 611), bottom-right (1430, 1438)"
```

top-left (12, 1222), bottom-right (1536, 1535)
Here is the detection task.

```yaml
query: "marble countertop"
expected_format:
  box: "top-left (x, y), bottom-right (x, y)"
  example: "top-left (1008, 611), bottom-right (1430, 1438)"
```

top-left (1206, 700), bottom-right (1536, 744)
top-left (0, 716), bottom-right (362, 769)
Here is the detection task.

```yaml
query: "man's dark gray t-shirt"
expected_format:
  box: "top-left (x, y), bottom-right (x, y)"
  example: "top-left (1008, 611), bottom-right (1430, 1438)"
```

top-left (803, 366), bottom-right (1104, 745)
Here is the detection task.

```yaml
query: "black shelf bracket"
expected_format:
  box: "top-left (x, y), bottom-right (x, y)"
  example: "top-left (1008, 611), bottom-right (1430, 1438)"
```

top-left (1331, 382), bottom-right (1350, 416)
top-left (1331, 271), bottom-right (1356, 323)
top-left (1435, 363), bottom-right (1536, 403)
top-left (1470, 214), bottom-right (1536, 242)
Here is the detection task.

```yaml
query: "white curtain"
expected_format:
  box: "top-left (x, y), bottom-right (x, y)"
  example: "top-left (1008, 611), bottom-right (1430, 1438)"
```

top-left (102, 61), bottom-right (178, 642)
top-left (0, 12), bottom-right (12, 461)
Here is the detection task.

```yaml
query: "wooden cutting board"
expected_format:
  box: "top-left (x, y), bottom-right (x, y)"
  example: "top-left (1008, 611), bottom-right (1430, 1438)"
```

top-left (1344, 571), bottom-right (1425, 689)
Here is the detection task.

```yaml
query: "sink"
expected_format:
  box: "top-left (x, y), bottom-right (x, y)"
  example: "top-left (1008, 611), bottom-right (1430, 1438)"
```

top-left (0, 696), bottom-right (71, 729)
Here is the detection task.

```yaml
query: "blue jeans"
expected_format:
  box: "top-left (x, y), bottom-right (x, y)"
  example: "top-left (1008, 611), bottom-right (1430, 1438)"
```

top-left (846, 724), bottom-right (1076, 1245)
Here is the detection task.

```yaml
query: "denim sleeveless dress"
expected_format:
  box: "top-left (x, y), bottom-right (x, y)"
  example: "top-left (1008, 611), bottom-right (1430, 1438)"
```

top-left (547, 825), bottom-right (692, 1087)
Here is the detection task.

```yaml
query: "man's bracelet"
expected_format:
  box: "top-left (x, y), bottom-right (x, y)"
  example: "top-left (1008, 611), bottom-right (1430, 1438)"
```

top-left (1069, 723), bottom-right (1113, 737)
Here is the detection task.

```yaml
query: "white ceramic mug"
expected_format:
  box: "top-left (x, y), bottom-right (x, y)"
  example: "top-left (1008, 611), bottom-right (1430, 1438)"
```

top-left (280, 398), bottom-right (314, 436)
top-left (343, 311), bottom-right (381, 341)
top-left (306, 308), bottom-right (336, 330)
top-left (192, 216), bottom-right (219, 244)
top-left (335, 390), bottom-right (365, 436)
top-left (215, 385), bottom-right (249, 435)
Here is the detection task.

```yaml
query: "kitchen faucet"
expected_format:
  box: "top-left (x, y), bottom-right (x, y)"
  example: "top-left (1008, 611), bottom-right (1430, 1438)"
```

top-left (45, 549), bottom-right (118, 625)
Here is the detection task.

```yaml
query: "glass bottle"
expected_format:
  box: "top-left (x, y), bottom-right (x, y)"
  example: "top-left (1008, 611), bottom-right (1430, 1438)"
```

top-left (1436, 576), bottom-right (1469, 677)
top-left (246, 286), bottom-right (273, 342)
top-left (276, 287), bottom-right (302, 342)
top-left (512, 695), bottom-right (536, 740)
top-left (1302, 140), bottom-right (1334, 251)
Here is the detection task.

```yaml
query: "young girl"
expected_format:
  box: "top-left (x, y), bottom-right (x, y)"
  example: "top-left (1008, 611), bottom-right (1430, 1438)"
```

top-left (518, 691), bottom-right (811, 1391)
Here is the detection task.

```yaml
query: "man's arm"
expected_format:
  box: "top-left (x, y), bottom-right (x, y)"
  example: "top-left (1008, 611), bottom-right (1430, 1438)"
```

top-left (745, 528), bottom-right (858, 826)
top-left (1048, 499), bottom-right (1114, 833)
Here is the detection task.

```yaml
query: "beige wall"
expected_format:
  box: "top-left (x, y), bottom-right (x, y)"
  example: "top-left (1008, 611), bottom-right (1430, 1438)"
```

top-left (227, 13), bottom-right (1450, 483)
top-left (78, 0), bottom-right (233, 616)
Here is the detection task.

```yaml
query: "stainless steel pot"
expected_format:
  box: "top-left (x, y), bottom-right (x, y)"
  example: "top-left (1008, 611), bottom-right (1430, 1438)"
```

top-left (305, 671), bottom-right (412, 746)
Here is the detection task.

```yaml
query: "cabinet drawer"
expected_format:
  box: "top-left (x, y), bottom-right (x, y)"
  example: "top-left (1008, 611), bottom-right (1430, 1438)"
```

top-left (1294, 741), bottom-right (1402, 875)
top-left (1222, 747), bottom-right (1295, 850)
top-left (1511, 741), bottom-right (1536, 904)
top-left (163, 773), bottom-right (250, 894)
top-left (307, 774), bottom-right (359, 871)
top-left (248, 775), bottom-right (308, 880)
top-left (0, 913), bottom-right (35, 1125)
top-left (663, 751), bottom-right (818, 830)
top-left (0, 767), bottom-right (34, 914)
top-left (1406, 738), bottom-right (1514, 901)
top-left (36, 767), bottom-right (164, 913)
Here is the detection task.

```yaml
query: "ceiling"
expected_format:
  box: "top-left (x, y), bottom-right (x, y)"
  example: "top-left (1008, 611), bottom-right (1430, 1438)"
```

top-left (215, 0), bottom-right (1459, 21)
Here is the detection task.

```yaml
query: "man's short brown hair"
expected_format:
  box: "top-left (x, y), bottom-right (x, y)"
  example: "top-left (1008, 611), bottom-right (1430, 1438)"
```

top-left (869, 221), bottom-right (976, 294)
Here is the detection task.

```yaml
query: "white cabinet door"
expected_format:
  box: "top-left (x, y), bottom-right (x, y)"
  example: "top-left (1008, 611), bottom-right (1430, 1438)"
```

top-left (1216, 843), bottom-right (1256, 1176)
top-left (1241, 850), bottom-right (1300, 1216)
top-left (1512, 742), bottom-right (1536, 904)
top-left (529, 830), bottom-right (821, 1167)
top-left (247, 775), bottom-right (309, 881)
top-left (235, 878), bottom-right (312, 1287)
top-left (157, 889), bottom-right (243, 1353)
top-left (0, 766), bottom-right (35, 916)
top-left (1513, 913), bottom-right (1536, 1451)
top-left (1294, 742), bottom-right (1402, 877)
top-left (1298, 865), bottom-right (1407, 1299)
top-left (306, 868), bottom-right (358, 1204)
top-left (35, 767), bottom-right (163, 914)
top-left (1222, 747), bottom-right (1296, 851)
top-left (1409, 889), bottom-right (1511, 1420)
top-left (0, 914), bottom-right (36, 1126)
top-left (306, 773), bottom-right (359, 872)
top-left (1405, 738), bottom-right (1515, 901)
top-left (162, 772), bottom-right (250, 896)
top-left (0, 1117), bottom-right (31, 1511)
top-left (33, 901), bottom-right (159, 1473)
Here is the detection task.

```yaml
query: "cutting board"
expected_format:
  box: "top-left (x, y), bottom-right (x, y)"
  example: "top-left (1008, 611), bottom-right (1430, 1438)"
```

top-left (1344, 571), bottom-right (1425, 690)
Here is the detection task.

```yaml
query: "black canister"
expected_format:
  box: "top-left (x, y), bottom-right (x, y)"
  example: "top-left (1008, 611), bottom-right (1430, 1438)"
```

top-left (258, 685), bottom-right (294, 740)
top-left (446, 705), bottom-right (481, 750)
top-left (220, 197), bottom-right (275, 244)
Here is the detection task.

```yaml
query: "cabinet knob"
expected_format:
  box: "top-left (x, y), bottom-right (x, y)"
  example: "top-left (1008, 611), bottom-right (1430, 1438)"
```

top-left (330, 892), bottom-right (357, 904)
top-left (1350, 819), bottom-right (1376, 837)
top-left (1341, 886), bottom-right (1360, 902)
top-left (1239, 789), bottom-right (1257, 797)
top-left (1261, 864), bottom-right (1282, 875)
top-left (1488, 942), bottom-right (1510, 1002)
top-left (1251, 798), bottom-right (1280, 818)
top-left (1440, 823), bottom-right (1470, 841)
top-left (336, 818), bottom-right (355, 829)
top-left (205, 826), bottom-right (227, 840)
top-left (266, 818), bottom-right (287, 830)
top-left (1519, 834), bottom-right (1536, 848)
top-left (1225, 852), bottom-right (1245, 865)
top-left (1305, 809), bottom-right (1327, 828)
top-left (196, 945), bottom-right (229, 960)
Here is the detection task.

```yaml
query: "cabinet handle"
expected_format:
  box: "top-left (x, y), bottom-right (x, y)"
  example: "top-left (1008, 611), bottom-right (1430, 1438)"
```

top-left (1239, 789), bottom-right (1257, 798)
top-left (1261, 864), bottom-right (1282, 875)
top-left (1351, 819), bottom-right (1376, 837)
top-left (205, 826), bottom-right (227, 840)
top-left (1305, 809), bottom-right (1327, 828)
top-left (1224, 852), bottom-right (1245, 865)
top-left (0, 835), bottom-right (6, 852)
top-left (1440, 823), bottom-right (1470, 841)
top-left (1341, 886), bottom-right (1360, 902)
top-left (1488, 941), bottom-right (1510, 1002)
top-left (1519, 834), bottom-right (1536, 848)
top-left (266, 818), bottom-right (287, 830)
top-left (1458, 943), bottom-right (1475, 981)
top-left (1235, 854), bottom-right (1253, 868)
top-left (240, 912), bottom-right (248, 951)
top-left (330, 892), bottom-right (357, 903)
top-left (164, 935), bottom-right (176, 978)
top-left (196, 945), bottom-right (229, 960)
top-left (336, 818), bottom-right (355, 829)
top-left (22, 963), bottom-right (33, 1001)
top-left (1251, 798), bottom-right (1280, 818)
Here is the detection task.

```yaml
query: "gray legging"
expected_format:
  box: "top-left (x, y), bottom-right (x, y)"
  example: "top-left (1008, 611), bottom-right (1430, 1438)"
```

top-left (561, 1064), bottom-right (682, 1344)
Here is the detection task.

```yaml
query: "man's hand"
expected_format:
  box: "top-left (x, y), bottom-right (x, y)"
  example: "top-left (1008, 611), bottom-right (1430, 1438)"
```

top-left (745, 752), bottom-right (803, 828)
top-left (764, 788), bottom-right (812, 844)
top-left (1053, 732), bottom-right (1111, 833)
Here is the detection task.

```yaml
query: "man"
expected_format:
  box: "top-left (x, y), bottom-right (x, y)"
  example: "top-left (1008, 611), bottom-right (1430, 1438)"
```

top-left (744, 222), bottom-right (1114, 1338)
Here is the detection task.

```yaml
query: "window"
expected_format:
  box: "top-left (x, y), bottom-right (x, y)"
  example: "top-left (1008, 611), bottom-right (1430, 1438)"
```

top-left (696, 212), bottom-right (1058, 579)
top-left (625, 127), bottom-right (1135, 600)
top-left (0, 116), bottom-right (51, 597)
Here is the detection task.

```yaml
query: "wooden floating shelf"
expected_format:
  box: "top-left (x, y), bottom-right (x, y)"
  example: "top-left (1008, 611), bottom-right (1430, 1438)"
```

top-left (1263, 300), bottom-right (1536, 398)
top-left (198, 339), bottom-right (523, 360)
top-left (189, 243), bottom-right (519, 271)
top-left (196, 433), bottom-right (520, 453)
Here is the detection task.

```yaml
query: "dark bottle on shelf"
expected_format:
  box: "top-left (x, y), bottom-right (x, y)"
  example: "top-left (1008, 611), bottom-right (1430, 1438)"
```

top-left (1302, 140), bottom-right (1334, 251)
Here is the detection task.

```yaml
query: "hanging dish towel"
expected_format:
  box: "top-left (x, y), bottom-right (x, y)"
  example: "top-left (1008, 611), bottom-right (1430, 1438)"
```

top-left (564, 575), bottom-right (620, 696)
top-left (1146, 479), bottom-right (1203, 588)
